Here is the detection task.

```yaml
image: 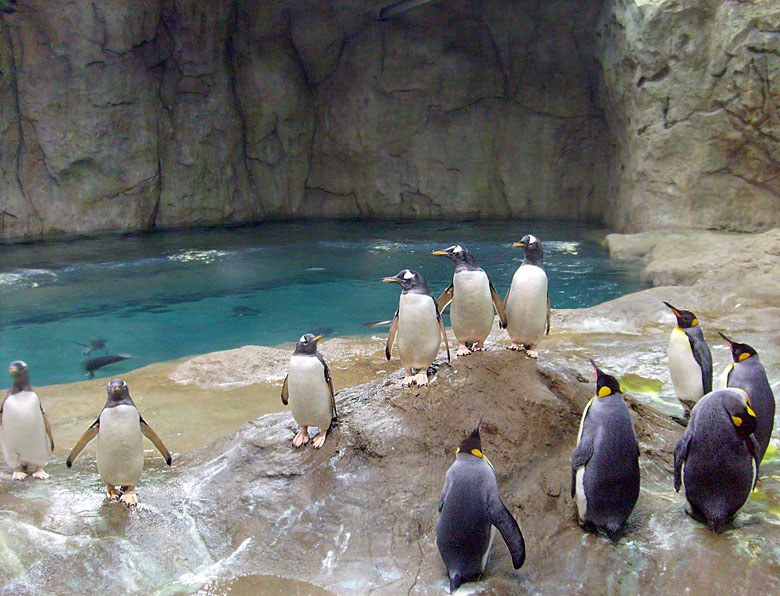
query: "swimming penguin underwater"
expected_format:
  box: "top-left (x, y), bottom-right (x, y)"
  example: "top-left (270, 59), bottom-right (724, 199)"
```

top-left (673, 388), bottom-right (759, 532)
top-left (504, 235), bottom-right (549, 358)
top-left (1, 361), bottom-right (54, 480)
top-left (717, 333), bottom-right (775, 462)
top-left (382, 269), bottom-right (450, 387)
top-left (281, 333), bottom-right (337, 449)
top-left (436, 416), bottom-right (525, 593)
top-left (571, 359), bottom-right (640, 542)
top-left (432, 245), bottom-right (507, 356)
top-left (67, 379), bottom-right (172, 506)
top-left (663, 302), bottom-right (712, 423)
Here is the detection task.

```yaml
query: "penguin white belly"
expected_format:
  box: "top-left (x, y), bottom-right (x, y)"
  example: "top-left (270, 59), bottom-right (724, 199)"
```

top-left (575, 466), bottom-right (587, 520)
top-left (97, 405), bottom-right (144, 487)
top-left (668, 328), bottom-right (704, 406)
top-left (716, 363), bottom-right (732, 390)
top-left (288, 355), bottom-right (333, 430)
top-left (505, 265), bottom-right (548, 345)
top-left (451, 270), bottom-right (494, 344)
top-left (398, 293), bottom-right (441, 370)
top-left (1, 392), bottom-right (48, 469)
top-left (480, 525), bottom-right (497, 572)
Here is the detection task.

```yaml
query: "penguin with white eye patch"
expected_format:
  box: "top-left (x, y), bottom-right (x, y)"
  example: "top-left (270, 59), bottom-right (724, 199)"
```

top-left (432, 245), bottom-right (507, 356)
top-left (382, 269), bottom-right (450, 387)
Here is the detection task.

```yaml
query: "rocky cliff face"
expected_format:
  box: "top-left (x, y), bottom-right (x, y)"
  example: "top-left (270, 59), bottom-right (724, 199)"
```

top-left (0, 0), bottom-right (778, 240)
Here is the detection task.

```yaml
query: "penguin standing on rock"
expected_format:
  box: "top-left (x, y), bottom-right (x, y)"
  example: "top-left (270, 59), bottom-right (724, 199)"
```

top-left (281, 333), bottom-right (336, 449)
top-left (674, 388), bottom-right (759, 532)
top-left (504, 235), bottom-right (550, 358)
top-left (571, 359), bottom-right (640, 542)
top-left (664, 302), bottom-right (712, 422)
top-left (436, 416), bottom-right (525, 593)
top-left (432, 245), bottom-right (506, 356)
top-left (718, 333), bottom-right (775, 461)
top-left (67, 379), bottom-right (172, 507)
top-left (1, 361), bottom-right (54, 480)
top-left (382, 269), bottom-right (450, 387)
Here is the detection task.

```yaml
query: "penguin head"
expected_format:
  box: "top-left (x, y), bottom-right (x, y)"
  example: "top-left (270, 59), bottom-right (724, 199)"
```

top-left (432, 245), bottom-right (476, 267)
top-left (8, 360), bottom-right (28, 379)
top-left (513, 234), bottom-right (543, 265)
top-left (590, 359), bottom-right (622, 397)
top-left (107, 378), bottom-right (130, 402)
top-left (295, 333), bottom-right (323, 355)
top-left (382, 269), bottom-right (427, 293)
top-left (663, 302), bottom-right (699, 329)
top-left (723, 390), bottom-right (757, 440)
top-left (456, 415), bottom-right (484, 458)
top-left (718, 332), bottom-right (757, 363)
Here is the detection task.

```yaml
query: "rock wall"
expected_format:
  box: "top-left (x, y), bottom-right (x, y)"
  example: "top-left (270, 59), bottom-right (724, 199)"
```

top-left (0, 0), bottom-right (778, 240)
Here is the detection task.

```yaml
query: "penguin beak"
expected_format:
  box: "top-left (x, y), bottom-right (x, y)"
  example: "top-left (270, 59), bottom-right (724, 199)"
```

top-left (718, 331), bottom-right (734, 347)
top-left (474, 414), bottom-right (484, 433)
top-left (512, 242), bottom-right (527, 248)
top-left (311, 334), bottom-right (323, 342)
top-left (431, 250), bottom-right (449, 256)
top-left (382, 276), bottom-right (400, 284)
top-left (588, 358), bottom-right (601, 376)
top-left (662, 301), bottom-right (681, 317)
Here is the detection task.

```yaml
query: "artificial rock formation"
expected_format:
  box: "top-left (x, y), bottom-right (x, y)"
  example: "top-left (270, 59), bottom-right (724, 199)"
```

top-left (0, 0), bottom-right (778, 240)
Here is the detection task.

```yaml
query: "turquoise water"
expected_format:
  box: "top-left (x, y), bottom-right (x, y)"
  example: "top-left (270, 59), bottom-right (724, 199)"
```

top-left (0, 220), bottom-right (645, 386)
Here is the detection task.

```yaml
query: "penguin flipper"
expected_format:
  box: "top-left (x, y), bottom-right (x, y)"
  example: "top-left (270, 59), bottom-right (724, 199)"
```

top-left (40, 405), bottom-right (55, 451)
top-left (546, 293), bottom-right (551, 335)
top-left (437, 311), bottom-right (450, 363)
top-left (673, 429), bottom-right (692, 492)
top-left (386, 311), bottom-right (399, 361)
top-left (67, 419), bottom-right (100, 467)
top-left (488, 495), bottom-right (526, 569)
top-left (689, 334), bottom-right (713, 393)
top-left (489, 282), bottom-right (507, 328)
top-left (318, 354), bottom-right (337, 418)
top-left (571, 440), bottom-right (593, 497)
top-left (501, 287), bottom-right (511, 326)
top-left (437, 283), bottom-right (454, 313)
top-left (140, 417), bottom-right (173, 465)
top-left (747, 434), bottom-right (760, 489)
top-left (281, 375), bottom-right (289, 405)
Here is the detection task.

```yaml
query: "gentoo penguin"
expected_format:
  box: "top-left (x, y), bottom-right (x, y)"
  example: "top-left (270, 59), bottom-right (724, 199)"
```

top-left (718, 332), bottom-right (775, 462)
top-left (432, 245), bottom-right (507, 356)
top-left (1, 361), bottom-right (54, 480)
top-left (663, 302), bottom-right (712, 421)
top-left (383, 269), bottom-right (450, 387)
top-left (571, 359), bottom-right (640, 542)
top-left (436, 417), bottom-right (525, 593)
top-left (674, 388), bottom-right (759, 532)
top-left (281, 333), bottom-right (336, 449)
top-left (503, 235), bottom-right (550, 358)
top-left (67, 379), bottom-right (172, 506)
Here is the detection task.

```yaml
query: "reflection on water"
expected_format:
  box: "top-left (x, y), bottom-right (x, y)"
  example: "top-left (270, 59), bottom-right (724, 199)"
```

top-left (196, 575), bottom-right (336, 596)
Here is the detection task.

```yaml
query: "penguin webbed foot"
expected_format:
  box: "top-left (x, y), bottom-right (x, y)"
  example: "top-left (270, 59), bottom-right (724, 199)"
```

top-left (312, 431), bottom-right (328, 449)
top-left (525, 344), bottom-right (538, 359)
top-left (413, 371), bottom-right (429, 386)
top-left (457, 344), bottom-right (472, 357)
top-left (106, 485), bottom-right (121, 501)
top-left (401, 375), bottom-right (416, 387)
top-left (120, 490), bottom-right (138, 507)
top-left (12, 469), bottom-right (27, 481)
top-left (507, 342), bottom-right (525, 352)
top-left (31, 468), bottom-right (49, 480)
top-left (292, 427), bottom-right (310, 448)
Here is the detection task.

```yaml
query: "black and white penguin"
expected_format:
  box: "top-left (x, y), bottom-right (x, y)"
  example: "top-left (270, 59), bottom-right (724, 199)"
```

top-left (673, 388), bottom-right (759, 532)
top-left (571, 359), bottom-right (640, 542)
top-left (504, 235), bottom-right (549, 358)
top-left (436, 417), bottom-right (525, 593)
top-left (281, 333), bottom-right (336, 449)
top-left (67, 379), bottom-right (172, 506)
top-left (383, 269), bottom-right (450, 387)
top-left (432, 245), bottom-right (507, 356)
top-left (718, 333), bottom-right (775, 462)
top-left (1, 361), bottom-right (54, 480)
top-left (663, 302), bottom-right (712, 421)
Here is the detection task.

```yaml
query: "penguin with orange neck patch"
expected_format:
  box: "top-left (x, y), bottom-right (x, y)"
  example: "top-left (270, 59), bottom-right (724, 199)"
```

top-left (436, 416), bottom-right (525, 593)
top-left (571, 360), bottom-right (640, 542)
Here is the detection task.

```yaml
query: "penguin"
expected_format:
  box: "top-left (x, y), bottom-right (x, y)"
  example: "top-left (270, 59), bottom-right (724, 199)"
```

top-left (571, 359), bottom-right (640, 542)
top-left (718, 333), bottom-right (775, 462)
top-left (432, 245), bottom-right (507, 356)
top-left (1, 361), bottom-right (54, 480)
top-left (503, 235), bottom-right (550, 358)
top-left (67, 379), bottom-right (172, 506)
top-left (281, 333), bottom-right (336, 449)
top-left (436, 416), bottom-right (525, 593)
top-left (663, 302), bottom-right (712, 421)
top-left (382, 269), bottom-right (450, 386)
top-left (673, 388), bottom-right (759, 532)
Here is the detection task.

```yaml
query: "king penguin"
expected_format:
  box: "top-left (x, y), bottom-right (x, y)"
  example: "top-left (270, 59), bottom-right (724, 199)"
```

top-left (436, 416), bottom-right (525, 593)
top-left (1, 361), bottom-right (54, 480)
top-left (674, 388), bottom-right (759, 532)
top-left (67, 379), bottom-right (172, 506)
top-left (383, 269), bottom-right (450, 387)
top-left (571, 359), bottom-right (640, 542)
top-left (718, 333), bottom-right (775, 462)
top-left (281, 333), bottom-right (336, 449)
top-left (432, 245), bottom-right (507, 356)
top-left (664, 302), bottom-right (712, 422)
top-left (504, 235), bottom-right (550, 358)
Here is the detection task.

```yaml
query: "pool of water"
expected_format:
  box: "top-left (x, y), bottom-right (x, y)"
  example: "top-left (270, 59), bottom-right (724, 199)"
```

top-left (0, 220), bottom-right (646, 386)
